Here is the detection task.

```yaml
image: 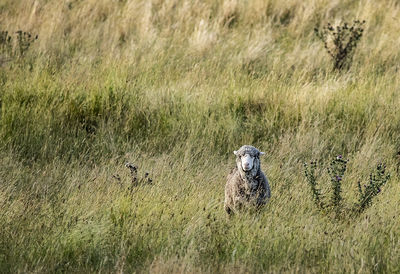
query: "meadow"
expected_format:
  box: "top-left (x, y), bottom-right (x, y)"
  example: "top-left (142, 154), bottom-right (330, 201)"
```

top-left (1, 0), bottom-right (400, 272)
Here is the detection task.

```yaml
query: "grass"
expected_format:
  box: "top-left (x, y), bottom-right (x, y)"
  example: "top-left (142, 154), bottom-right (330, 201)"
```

top-left (1, 0), bottom-right (400, 272)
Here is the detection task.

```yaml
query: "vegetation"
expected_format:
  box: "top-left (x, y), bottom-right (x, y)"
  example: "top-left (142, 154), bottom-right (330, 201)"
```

top-left (304, 157), bottom-right (390, 217)
top-left (357, 163), bottom-right (391, 213)
top-left (315, 20), bottom-right (365, 70)
top-left (0, 30), bottom-right (37, 65)
top-left (1, 0), bottom-right (400, 272)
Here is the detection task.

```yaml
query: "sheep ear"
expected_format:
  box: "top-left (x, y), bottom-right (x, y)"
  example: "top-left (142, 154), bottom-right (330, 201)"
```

top-left (259, 152), bottom-right (265, 156)
top-left (234, 150), bottom-right (238, 155)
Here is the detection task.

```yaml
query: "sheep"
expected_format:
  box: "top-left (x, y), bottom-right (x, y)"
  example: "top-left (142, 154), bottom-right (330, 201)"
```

top-left (224, 145), bottom-right (271, 214)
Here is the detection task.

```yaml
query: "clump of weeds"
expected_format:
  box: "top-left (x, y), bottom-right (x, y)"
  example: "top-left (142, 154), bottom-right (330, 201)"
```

top-left (304, 155), bottom-right (390, 219)
top-left (314, 20), bottom-right (365, 71)
top-left (0, 30), bottom-right (38, 65)
top-left (125, 162), bottom-right (153, 187)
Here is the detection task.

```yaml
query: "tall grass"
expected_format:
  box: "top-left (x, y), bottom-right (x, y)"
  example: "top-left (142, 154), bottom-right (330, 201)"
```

top-left (1, 0), bottom-right (400, 272)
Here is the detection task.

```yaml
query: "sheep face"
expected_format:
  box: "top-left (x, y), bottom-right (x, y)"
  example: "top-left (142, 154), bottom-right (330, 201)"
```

top-left (234, 145), bottom-right (265, 172)
top-left (239, 153), bottom-right (255, 171)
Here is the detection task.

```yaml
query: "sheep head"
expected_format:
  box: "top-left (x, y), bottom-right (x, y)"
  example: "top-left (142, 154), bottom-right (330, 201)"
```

top-left (234, 145), bottom-right (265, 173)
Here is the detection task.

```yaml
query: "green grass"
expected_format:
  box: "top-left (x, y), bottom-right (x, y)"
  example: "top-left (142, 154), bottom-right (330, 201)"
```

top-left (1, 0), bottom-right (400, 272)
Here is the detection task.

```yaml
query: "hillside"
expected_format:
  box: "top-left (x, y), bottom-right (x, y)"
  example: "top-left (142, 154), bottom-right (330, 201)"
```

top-left (1, 0), bottom-right (400, 272)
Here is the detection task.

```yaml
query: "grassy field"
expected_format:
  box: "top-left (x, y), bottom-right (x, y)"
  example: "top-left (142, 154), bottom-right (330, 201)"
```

top-left (1, 0), bottom-right (400, 272)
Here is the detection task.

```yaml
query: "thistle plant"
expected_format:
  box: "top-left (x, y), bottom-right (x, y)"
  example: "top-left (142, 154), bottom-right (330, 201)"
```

top-left (327, 155), bottom-right (348, 212)
top-left (0, 30), bottom-right (38, 63)
top-left (304, 156), bottom-right (390, 218)
top-left (0, 31), bottom-right (13, 57)
top-left (125, 162), bottom-right (138, 184)
top-left (314, 20), bottom-right (365, 70)
top-left (125, 162), bottom-right (153, 188)
top-left (357, 163), bottom-right (390, 212)
top-left (304, 160), bottom-right (323, 209)
top-left (15, 30), bottom-right (38, 57)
